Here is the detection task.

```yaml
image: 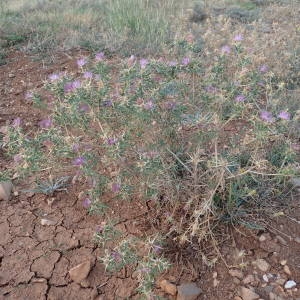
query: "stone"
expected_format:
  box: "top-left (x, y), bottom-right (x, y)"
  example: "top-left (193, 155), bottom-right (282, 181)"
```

top-left (240, 287), bottom-right (260, 300)
top-left (289, 177), bottom-right (300, 187)
top-left (254, 259), bottom-right (270, 272)
top-left (283, 265), bottom-right (291, 276)
top-left (229, 269), bottom-right (244, 279)
top-left (284, 280), bottom-right (296, 289)
top-left (213, 278), bottom-right (219, 287)
top-left (41, 218), bottom-right (56, 226)
top-left (234, 297), bottom-right (243, 300)
top-left (0, 181), bottom-right (13, 201)
top-left (280, 260), bottom-right (287, 266)
top-left (69, 261), bottom-right (91, 283)
top-left (177, 283), bottom-right (202, 300)
top-left (159, 279), bottom-right (177, 296)
top-left (259, 233), bottom-right (271, 242)
top-left (243, 275), bottom-right (255, 285)
top-left (263, 274), bottom-right (269, 282)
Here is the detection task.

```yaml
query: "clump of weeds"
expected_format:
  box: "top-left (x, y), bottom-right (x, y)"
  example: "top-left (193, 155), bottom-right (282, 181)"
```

top-left (2, 29), bottom-right (299, 297)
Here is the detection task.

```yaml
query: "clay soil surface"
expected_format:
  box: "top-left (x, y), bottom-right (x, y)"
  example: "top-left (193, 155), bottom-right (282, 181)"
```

top-left (0, 51), bottom-right (300, 300)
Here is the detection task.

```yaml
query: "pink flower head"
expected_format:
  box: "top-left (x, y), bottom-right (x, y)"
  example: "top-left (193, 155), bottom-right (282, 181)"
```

top-left (38, 118), bottom-right (52, 129)
top-left (82, 198), bottom-right (91, 208)
top-left (168, 60), bottom-right (177, 67)
top-left (221, 45), bottom-right (231, 54)
top-left (235, 95), bottom-right (246, 102)
top-left (277, 111), bottom-right (290, 120)
top-left (95, 52), bottom-right (105, 61)
top-left (78, 103), bottom-right (90, 113)
top-left (144, 100), bottom-right (155, 110)
top-left (260, 110), bottom-right (274, 123)
top-left (182, 57), bottom-right (190, 66)
top-left (12, 117), bottom-right (22, 128)
top-left (259, 65), bottom-right (268, 73)
top-left (73, 156), bottom-right (86, 166)
top-left (13, 154), bottom-right (23, 163)
top-left (25, 91), bottom-right (33, 100)
top-left (107, 137), bottom-right (118, 145)
top-left (72, 143), bottom-right (80, 152)
top-left (112, 183), bottom-right (121, 193)
top-left (83, 71), bottom-right (93, 79)
top-left (64, 80), bottom-right (81, 93)
top-left (140, 58), bottom-right (149, 69)
top-left (49, 73), bottom-right (60, 81)
top-left (77, 57), bottom-right (87, 67)
top-left (234, 34), bottom-right (243, 42)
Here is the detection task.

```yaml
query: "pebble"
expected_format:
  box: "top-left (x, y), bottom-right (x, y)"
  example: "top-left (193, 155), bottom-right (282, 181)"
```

top-left (159, 279), bottom-right (177, 296)
top-left (254, 259), bottom-right (270, 272)
top-left (40, 218), bottom-right (56, 226)
top-left (0, 181), bottom-right (13, 201)
top-left (213, 278), bottom-right (219, 287)
top-left (283, 265), bottom-right (291, 276)
top-left (177, 283), bottom-right (202, 300)
top-left (284, 280), bottom-right (296, 289)
top-left (243, 274), bottom-right (255, 285)
top-left (263, 274), bottom-right (269, 282)
top-left (229, 269), bottom-right (244, 279)
top-left (69, 261), bottom-right (91, 283)
top-left (240, 286), bottom-right (260, 300)
top-left (280, 260), bottom-right (287, 266)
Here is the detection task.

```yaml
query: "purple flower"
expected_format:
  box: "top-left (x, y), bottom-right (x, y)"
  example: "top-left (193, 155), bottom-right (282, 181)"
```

top-left (259, 65), bottom-right (268, 73)
top-left (77, 57), bottom-right (87, 67)
top-left (168, 60), bottom-right (177, 67)
top-left (260, 110), bottom-right (274, 123)
top-left (112, 183), bottom-right (121, 193)
top-left (25, 91), bottom-right (33, 100)
top-left (12, 117), bottom-right (22, 128)
top-left (221, 45), bottom-right (231, 54)
top-left (83, 71), bottom-right (93, 79)
top-left (95, 224), bottom-right (104, 233)
top-left (73, 156), bottom-right (86, 166)
top-left (64, 80), bottom-right (81, 93)
top-left (164, 101), bottom-right (177, 110)
top-left (82, 198), bottom-right (91, 208)
top-left (277, 111), bottom-right (290, 120)
top-left (13, 154), bottom-right (23, 163)
top-left (235, 95), bottom-right (246, 102)
top-left (181, 57), bottom-right (190, 66)
top-left (144, 100), bottom-right (155, 110)
top-left (234, 34), bottom-right (243, 42)
top-left (140, 58), bottom-right (149, 69)
top-left (102, 100), bottom-right (112, 107)
top-left (38, 118), bottom-right (52, 129)
top-left (107, 137), bottom-right (118, 145)
top-left (72, 143), bottom-right (80, 152)
top-left (111, 251), bottom-right (122, 262)
top-left (49, 73), bottom-right (60, 81)
top-left (78, 103), bottom-right (90, 113)
top-left (205, 85), bottom-right (218, 94)
top-left (95, 52), bottom-right (105, 61)
top-left (152, 244), bottom-right (163, 254)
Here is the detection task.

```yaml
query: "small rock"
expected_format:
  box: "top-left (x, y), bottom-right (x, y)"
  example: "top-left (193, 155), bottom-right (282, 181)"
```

top-left (80, 278), bottom-right (90, 288)
top-left (284, 280), bottom-right (296, 289)
top-left (243, 274), bottom-right (255, 285)
top-left (259, 233), bottom-right (271, 242)
top-left (295, 237), bottom-right (300, 244)
top-left (0, 181), bottom-right (13, 201)
top-left (263, 274), bottom-right (269, 282)
top-left (159, 279), bottom-right (177, 296)
top-left (240, 287), bottom-right (260, 300)
top-left (69, 261), bottom-right (91, 283)
top-left (289, 177), bottom-right (300, 187)
top-left (229, 269), bottom-right (244, 279)
top-left (283, 265), bottom-right (291, 276)
top-left (8, 73), bottom-right (15, 78)
top-left (41, 218), bottom-right (56, 226)
top-left (213, 278), bottom-right (219, 287)
top-left (280, 260), bottom-right (287, 266)
top-left (276, 236), bottom-right (287, 246)
top-left (177, 283), bottom-right (202, 300)
top-left (212, 272), bottom-right (218, 279)
top-left (254, 259), bottom-right (270, 272)
top-left (234, 297), bottom-right (243, 300)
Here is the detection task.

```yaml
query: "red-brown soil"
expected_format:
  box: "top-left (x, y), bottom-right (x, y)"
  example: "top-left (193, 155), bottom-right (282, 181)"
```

top-left (0, 51), bottom-right (299, 300)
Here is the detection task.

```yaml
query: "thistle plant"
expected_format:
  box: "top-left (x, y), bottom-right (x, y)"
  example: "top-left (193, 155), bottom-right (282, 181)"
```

top-left (3, 31), bottom-right (299, 297)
